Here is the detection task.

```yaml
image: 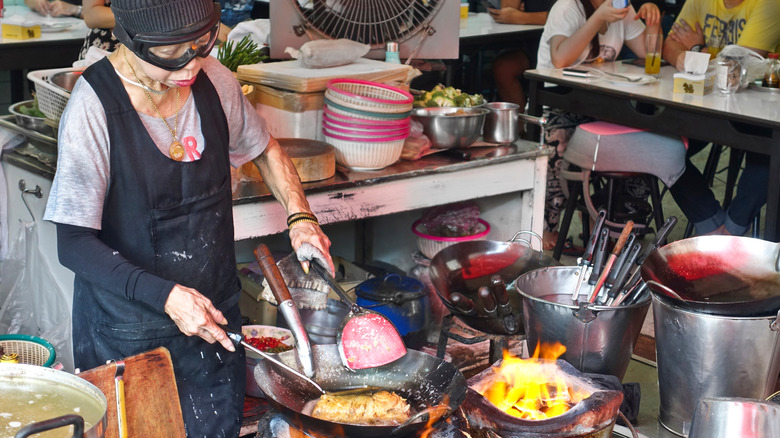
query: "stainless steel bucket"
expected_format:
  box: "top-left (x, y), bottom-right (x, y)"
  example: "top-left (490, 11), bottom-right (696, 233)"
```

top-left (515, 266), bottom-right (650, 381)
top-left (653, 295), bottom-right (780, 437)
top-left (688, 397), bottom-right (780, 438)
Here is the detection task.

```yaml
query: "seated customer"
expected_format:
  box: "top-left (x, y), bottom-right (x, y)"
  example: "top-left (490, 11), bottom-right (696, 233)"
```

top-left (24, 0), bottom-right (82, 17)
top-left (663, 0), bottom-right (780, 236)
top-left (535, 0), bottom-right (660, 249)
top-left (490, 0), bottom-right (553, 115)
top-left (79, 0), bottom-right (119, 60)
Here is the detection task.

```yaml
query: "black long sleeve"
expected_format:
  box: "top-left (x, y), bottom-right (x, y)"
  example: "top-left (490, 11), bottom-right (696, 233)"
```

top-left (55, 222), bottom-right (176, 313)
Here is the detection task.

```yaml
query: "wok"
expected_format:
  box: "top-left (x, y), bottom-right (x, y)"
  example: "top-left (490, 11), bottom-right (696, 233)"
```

top-left (640, 235), bottom-right (780, 316)
top-left (428, 236), bottom-right (560, 335)
top-left (253, 344), bottom-right (466, 437)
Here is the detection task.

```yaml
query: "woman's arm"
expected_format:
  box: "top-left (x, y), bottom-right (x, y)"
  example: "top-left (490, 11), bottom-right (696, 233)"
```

top-left (252, 137), bottom-right (334, 272)
top-left (549, 1), bottom-right (628, 68)
top-left (490, 1), bottom-right (549, 25)
top-left (82, 0), bottom-right (115, 29)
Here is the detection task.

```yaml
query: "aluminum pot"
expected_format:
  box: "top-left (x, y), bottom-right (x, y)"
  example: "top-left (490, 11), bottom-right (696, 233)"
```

top-left (0, 363), bottom-right (107, 437)
top-left (641, 235), bottom-right (780, 317)
top-left (515, 266), bottom-right (650, 381)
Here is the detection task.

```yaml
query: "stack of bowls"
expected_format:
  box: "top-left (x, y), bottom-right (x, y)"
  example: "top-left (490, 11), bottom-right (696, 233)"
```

top-left (323, 79), bottom-right (413, 170)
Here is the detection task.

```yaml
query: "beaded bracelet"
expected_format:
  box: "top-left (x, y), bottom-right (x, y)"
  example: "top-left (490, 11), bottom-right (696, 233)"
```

top-left (288, 218), bottom-right (319, 230)
top-left (287, 212), bottom-right (318, 228)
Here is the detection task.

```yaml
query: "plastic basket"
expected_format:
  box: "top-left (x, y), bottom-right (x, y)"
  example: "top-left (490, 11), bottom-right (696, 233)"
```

top-left (323, 131), bottom-right (406, 171)
top-left (412, 219), bottom-right (491, 259)
top-left (324, 98), bottom-right (411, 121)
top-left (0, 334), bottom-right (56, 367)
top-left (322, 119), bottom-right (410, 138)
top-left (323, 106), bottom-right (411, 128)
top-left (325, 79), bottom-right (413, 114)
top-left (27, 67), bottom-right (82, 120)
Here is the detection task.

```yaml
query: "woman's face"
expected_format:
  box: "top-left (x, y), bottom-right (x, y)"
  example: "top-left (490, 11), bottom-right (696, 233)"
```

top-left (135, 54), bottom-right (203, 89)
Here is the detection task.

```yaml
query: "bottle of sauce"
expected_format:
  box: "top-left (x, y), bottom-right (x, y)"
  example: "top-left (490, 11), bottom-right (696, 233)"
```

top-left (762, 53), bottom-right (779, 88)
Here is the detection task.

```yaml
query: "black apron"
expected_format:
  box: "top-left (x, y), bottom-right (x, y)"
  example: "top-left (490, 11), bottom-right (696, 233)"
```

top-left (78, 58), bottom-right (245, 438)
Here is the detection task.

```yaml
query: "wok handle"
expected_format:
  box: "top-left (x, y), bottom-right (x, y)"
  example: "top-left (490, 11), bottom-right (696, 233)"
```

top-left (14, 415), bottom-right (84, 438)
top-left (255, 244), bottom-right (292, 303)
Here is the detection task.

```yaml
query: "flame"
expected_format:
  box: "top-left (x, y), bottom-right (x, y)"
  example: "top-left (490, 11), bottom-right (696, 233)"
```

top-left (418, 395), bottom-right (452, 438)
top-left (481, 342), bottom-right (588, 420)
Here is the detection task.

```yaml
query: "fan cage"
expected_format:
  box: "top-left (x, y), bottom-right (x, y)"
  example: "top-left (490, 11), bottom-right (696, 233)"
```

top-left (291, 0), bottom-right (445, 49)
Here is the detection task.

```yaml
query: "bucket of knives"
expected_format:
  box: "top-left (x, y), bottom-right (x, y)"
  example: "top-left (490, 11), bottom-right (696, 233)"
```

top-left (514, 266), bottom-right (650, 381)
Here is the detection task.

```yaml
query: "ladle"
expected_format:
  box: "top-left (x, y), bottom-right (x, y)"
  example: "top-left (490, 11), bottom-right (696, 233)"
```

top-left (310, 261), bottom-right (407, 370)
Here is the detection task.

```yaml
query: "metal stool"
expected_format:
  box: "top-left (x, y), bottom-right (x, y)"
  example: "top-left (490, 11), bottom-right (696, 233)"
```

top-left (552, 122), bottom-right (687, 261)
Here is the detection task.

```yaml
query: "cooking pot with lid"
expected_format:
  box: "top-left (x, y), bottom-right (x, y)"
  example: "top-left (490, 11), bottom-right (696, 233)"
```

top-left (0, 363), bottom-right (107, 437)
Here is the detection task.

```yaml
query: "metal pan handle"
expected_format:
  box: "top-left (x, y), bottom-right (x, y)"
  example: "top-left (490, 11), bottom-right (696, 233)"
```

top-left (14, 414), bottom-right (84, 438)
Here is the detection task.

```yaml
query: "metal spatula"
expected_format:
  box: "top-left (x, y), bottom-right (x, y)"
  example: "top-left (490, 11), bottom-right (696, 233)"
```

top-left (309, 261), bottom-right (407, 370)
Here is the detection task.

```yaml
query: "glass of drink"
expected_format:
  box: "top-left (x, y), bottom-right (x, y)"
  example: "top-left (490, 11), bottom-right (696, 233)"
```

top-left (707, 33), bottom-right (726, 59)
top-left (645, 33), bottom-right (662, 76)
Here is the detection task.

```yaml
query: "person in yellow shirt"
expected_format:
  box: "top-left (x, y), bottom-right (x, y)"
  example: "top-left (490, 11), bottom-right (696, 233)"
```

top-left (663, 0), bottom-right (780, 236)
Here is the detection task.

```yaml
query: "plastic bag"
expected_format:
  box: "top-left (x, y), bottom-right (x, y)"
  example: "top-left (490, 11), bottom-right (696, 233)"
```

top-left (0, 220), bottom-right (73, 371)
top-left (401, 120), bottom-right (432, 160)
top-left (284, 39), bottom-right (370, 68)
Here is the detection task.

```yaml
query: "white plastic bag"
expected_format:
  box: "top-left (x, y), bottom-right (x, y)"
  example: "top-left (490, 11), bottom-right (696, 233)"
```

top-left (285, 39), bottom-right (370, 68)
top-left (0, 220), bottom-right (73, 371)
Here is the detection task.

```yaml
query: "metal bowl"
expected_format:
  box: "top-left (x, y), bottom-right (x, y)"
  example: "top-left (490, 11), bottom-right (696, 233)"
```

top-left (8, 100), bottom-right (55, 137)
top-left (411, 107), bottom-right (489, 149)
top-left (48, 70), bottom-right (82, 93)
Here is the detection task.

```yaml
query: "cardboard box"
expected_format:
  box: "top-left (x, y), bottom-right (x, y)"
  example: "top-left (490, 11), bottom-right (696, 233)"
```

top-left (673, 71), bottom-right (714, 95)
top-left (2, 22), bottom-right (41, 40)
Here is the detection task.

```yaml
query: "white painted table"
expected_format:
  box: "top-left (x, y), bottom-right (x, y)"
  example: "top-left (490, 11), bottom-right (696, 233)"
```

top-left (232, 140), bottom-right (551, 267)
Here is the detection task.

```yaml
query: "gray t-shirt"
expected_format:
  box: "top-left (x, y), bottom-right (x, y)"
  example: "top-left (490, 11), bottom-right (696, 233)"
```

top-left (44, 56), bottom-right (268, 229)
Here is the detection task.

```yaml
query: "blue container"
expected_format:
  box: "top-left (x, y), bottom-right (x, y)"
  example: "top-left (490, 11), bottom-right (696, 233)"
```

top-left (355, 274), bottom-right (430, 349)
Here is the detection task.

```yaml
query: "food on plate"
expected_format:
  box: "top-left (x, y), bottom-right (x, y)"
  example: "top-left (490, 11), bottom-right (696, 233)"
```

top-left (244, 335), bottom-right (293, 353)
top-left (413, 84), bottom-right (484, 108)
top-left (311, 390), bottom-right (411, 425)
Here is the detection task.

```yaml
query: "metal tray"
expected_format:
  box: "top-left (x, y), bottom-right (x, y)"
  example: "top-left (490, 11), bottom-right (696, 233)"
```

top-left (748, 80), bottom-right (780, 93)
top-left (0, 115), bottom-right (58, 155)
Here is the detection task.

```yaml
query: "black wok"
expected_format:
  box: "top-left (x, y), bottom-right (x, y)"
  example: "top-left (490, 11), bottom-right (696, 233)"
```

top-left (428, 237), bottom-right (560, 335)
top-left (253, 344), bottom-right (466, 437)
top-left (640, 235), bottom-right (780, 317)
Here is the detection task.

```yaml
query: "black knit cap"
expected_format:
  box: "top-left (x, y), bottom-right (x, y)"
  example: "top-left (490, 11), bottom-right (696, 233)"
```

top-left (112, 0), bottom-right (217, 38)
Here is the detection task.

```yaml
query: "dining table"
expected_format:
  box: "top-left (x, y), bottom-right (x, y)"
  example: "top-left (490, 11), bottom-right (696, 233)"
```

top-left (1, 5), bottom-right (87, 103)
top-left (525, 61), bottom-right (780, 241)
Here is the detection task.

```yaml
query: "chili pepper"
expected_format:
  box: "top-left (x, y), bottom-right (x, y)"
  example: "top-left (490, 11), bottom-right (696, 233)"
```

top-left (245, 336), bottom-right (293, 353)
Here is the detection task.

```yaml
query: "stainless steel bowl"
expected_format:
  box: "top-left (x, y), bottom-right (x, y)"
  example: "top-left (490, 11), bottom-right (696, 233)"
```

top-left (48, 70), bottom-right (82, 93)
top-left (8, 100), bottom-right (55, 137)
top-left (411, 107), bottom-right (489, 149)
top-left (689, 397), bottom-right (780, 438)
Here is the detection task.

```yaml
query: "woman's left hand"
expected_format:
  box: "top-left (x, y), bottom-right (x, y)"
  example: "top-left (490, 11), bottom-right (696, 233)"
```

top-left (635, 2), bottom-right (661, 29)
top-left (289, 221), bottom-right (334, 274)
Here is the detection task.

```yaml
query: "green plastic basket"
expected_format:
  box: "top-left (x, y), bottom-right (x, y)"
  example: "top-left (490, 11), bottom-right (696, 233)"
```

top-left (0, 334), bottom-right (56, 367)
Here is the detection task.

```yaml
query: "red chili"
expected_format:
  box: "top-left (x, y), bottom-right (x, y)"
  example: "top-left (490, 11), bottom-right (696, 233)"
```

top-left (245, 336), bottom-right (293, 353)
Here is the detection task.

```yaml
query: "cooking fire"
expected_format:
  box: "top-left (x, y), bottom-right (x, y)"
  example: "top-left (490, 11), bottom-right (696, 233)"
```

top-left (478, 342), bottom-right (590, 420)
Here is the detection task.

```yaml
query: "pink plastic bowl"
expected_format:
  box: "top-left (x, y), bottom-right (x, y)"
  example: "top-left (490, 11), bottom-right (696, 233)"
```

top-left (411, 219), bottom-right (491, 259)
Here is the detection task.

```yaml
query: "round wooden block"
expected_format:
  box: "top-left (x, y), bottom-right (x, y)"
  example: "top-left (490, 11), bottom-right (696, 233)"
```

top-left (278, 138), bottom-right (336, 182)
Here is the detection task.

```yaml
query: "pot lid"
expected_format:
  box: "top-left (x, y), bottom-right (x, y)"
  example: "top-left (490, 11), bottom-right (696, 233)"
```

top-left (355, 274), bottom-right (426, 304)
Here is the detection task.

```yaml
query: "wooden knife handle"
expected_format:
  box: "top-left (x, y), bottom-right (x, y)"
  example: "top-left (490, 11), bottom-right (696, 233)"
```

top-left (254, 244), bottom-right (293, 303)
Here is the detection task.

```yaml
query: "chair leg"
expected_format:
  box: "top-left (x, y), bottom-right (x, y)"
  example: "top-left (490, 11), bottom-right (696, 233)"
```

top-left (723, 149), bottom-right (744, 210)
top-left (553, 181), bottom-right (582, 261)
top-left (649, 176), bottom-right (666, 241)
top-left (702, 144), bottom-right (723, 188)
top-left (752, 215), bottom-right (760, 239)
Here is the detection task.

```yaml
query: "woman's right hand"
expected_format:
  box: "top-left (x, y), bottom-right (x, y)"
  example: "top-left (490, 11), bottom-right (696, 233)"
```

top-left (164, 284), bottom-right (236, 352)
top-left (593, 0), bottom-right (630, 25)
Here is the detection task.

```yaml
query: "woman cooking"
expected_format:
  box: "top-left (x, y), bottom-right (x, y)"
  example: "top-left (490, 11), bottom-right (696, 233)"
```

top-left (43, 0), bottom-right (333, 436)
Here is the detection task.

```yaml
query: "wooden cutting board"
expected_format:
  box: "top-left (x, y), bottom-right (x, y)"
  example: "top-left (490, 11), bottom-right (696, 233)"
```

top-left (236, 58), bottom-right (413, 93)
top-left (77, 347), bottom-right (185, 438)
top-left (279, 138), bottom-right (336, 182)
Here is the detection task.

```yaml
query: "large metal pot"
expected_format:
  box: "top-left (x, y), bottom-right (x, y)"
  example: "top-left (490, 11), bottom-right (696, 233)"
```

top-left (428, 235), bottom-right (560, 335)
top-left (253, 344), bottom-right (466, 437)
top-left (640, 235), bottom-right (780, 316)
top-left (0, 363), bottom-right (107, 438)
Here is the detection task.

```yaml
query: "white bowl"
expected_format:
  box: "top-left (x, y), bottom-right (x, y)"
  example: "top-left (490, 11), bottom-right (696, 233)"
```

top-left (242, 325), bottom-right (294, 397)
top-left (412, 218), bottom-right (491, 259)
top-left (323, 131), bottom-right (407, 171)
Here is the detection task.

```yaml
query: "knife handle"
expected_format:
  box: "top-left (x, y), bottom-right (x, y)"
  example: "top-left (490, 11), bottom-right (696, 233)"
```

top-left (588, 228), bottom-right (610, 286)
top-left (583, 209), bottom-right (607, 263)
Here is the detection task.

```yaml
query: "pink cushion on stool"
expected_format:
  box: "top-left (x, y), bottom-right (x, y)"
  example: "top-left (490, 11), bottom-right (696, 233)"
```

top-left (579, 121), bottom-right (644, 136)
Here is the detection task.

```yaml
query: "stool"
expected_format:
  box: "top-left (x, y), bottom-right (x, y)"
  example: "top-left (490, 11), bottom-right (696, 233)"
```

top-left (552, 122), bottom-right (687, 261)
top-left (682, 144), bottom-right (761, 238)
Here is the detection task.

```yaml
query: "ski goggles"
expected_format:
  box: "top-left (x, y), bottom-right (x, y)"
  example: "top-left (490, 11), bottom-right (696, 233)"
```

top-left (113, 5), bottom-right (220, 71)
